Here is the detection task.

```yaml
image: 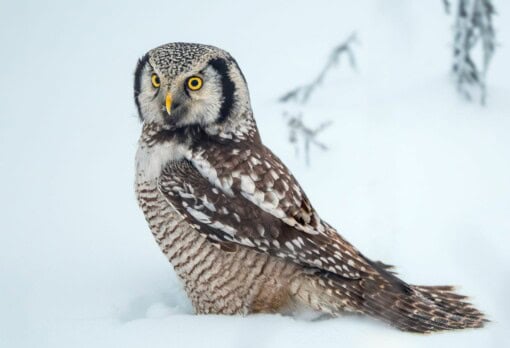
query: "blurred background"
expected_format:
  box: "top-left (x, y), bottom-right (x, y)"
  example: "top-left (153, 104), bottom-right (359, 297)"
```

top-left (0, 1), bottom-right (509, 347)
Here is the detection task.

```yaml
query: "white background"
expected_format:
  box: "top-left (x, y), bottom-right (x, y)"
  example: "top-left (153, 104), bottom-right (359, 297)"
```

top-left (1, 1), bottom-right (509, 347)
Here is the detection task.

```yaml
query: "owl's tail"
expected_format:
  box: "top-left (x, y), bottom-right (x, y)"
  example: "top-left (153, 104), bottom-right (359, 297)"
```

top-left (359, 281), bottom-right (487, 333)
top-left (303, 261), bottom-right (487, 333)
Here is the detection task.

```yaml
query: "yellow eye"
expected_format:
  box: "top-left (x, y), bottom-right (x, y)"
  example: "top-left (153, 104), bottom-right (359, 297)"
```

top-left (187, 76), bottom-right (203, 91)
top-left (151, 73), bottom-right (161, 88)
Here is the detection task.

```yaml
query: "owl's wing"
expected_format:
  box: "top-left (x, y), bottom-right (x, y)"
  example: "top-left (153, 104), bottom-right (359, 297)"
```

top-left (158, 153), bottom-right (386, 282)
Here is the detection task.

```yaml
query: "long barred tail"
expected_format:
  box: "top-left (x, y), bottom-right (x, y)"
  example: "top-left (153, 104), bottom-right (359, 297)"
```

top-left (302, 261), bottom-right (487, 333)
top-left (359, 281), bottom-right (487, 333)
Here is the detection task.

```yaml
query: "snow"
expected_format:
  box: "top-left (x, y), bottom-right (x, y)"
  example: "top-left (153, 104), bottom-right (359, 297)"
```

top-left (1, 0), bottom-right (509, 347)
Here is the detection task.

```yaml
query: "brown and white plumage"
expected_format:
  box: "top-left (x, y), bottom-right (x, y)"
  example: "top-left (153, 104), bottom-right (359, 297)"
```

top-left (134, 42), bottom-right (487, 332)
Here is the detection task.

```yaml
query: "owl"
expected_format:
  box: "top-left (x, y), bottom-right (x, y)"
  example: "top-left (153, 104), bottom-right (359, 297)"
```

top-left (133, 42), bottom-right (486, 333)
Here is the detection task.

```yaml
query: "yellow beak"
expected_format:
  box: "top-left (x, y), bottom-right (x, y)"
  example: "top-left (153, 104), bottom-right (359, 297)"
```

top-left (165, 92), bottom-right (172, 115)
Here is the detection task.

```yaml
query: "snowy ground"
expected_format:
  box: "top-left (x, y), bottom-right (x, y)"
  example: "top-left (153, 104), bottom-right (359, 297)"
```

top-left (1, 1), bottom-right (509, 347)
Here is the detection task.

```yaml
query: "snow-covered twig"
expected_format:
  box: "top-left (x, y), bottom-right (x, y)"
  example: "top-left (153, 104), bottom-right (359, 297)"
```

top-left (450, 0), bottom-right (495, 104)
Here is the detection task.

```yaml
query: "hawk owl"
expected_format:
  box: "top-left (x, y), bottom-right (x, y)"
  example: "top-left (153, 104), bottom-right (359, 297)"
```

top-left (133, 42), bottom-right (486, 333)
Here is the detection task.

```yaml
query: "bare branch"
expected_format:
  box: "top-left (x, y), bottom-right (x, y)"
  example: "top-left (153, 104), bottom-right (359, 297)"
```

top-left (279, 33), bottom-right (357, 165)
top-left (284, 112), bottom-right (332, 166)
top-left (279, 33), bottom-right (358, 104)
top-left (443, 0), bottom-right (451, 14)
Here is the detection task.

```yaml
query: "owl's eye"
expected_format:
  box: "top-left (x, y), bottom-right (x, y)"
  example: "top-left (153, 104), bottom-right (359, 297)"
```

top-left (187, 76), bottom-right (203, 91)
top-left (151, 73), bottom-right (161, 88)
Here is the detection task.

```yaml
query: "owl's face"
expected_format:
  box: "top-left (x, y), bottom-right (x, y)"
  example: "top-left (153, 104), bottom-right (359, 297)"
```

top-left (134, 43), bottom-right (251, 135)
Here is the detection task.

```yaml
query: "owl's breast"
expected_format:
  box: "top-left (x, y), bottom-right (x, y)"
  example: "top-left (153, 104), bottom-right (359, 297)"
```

top-left (135, 137), bottom-right (190, 184)
top-left (136, 177), bottom-right (307, 315)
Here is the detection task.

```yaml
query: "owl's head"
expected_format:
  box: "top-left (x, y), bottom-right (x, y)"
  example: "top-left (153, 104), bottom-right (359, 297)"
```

top-left (134, 42), bottom-right (254, 138)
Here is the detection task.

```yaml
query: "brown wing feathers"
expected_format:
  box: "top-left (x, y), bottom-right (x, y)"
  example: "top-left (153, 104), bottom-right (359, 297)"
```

top-left (157, 143), bottom-right (486, 333)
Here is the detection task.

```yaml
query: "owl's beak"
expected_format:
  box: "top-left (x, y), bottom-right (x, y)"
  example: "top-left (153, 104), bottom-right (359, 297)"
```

top-left (165, 92), bottom-right (172, 115)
